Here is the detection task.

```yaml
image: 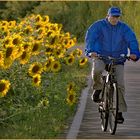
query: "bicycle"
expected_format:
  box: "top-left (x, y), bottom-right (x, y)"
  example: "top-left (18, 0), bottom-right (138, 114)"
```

top-left (95, 54), bottom-right (130, 135)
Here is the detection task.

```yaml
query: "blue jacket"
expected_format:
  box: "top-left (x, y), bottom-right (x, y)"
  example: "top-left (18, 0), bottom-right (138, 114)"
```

top-left (85, 18), bottom-right (140, 64)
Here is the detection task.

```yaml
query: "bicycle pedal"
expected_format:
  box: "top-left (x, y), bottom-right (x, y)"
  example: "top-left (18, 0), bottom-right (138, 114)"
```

top-left (117, 120), bottom-right (124, 124)
top-left (98, 106), bottom-right (102, 111)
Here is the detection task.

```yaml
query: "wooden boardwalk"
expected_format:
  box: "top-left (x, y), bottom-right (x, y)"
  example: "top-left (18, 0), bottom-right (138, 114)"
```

top-left (76, 60), bottom-right (140, 139)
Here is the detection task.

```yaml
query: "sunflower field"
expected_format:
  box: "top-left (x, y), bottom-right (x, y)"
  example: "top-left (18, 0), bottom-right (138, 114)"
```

top-left (0, 14), bottom-right (90, 138)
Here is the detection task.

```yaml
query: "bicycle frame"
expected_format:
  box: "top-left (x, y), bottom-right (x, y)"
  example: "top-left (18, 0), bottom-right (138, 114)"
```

top-left (98, 55), bottom-right (127, 134)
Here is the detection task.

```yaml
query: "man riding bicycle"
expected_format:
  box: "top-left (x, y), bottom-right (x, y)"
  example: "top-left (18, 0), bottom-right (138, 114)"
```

top-left (85, 7), bottom-right (140, 123)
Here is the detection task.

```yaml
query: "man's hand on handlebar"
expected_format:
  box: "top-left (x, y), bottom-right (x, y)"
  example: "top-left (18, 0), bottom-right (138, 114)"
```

top-left (89, 52), bottom-right (98, 58)
top-left (130, 54), bottom-right (137, 61)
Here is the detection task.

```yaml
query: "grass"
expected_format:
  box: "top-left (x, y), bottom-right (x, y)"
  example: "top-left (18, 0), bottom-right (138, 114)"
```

top-left (0, 58), bottom-right (90, 139)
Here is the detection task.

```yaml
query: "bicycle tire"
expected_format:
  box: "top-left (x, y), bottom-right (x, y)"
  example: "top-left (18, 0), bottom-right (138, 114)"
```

top-left (108, 82), bottom-right (119, 135)
top-left (99, 80), bottom-right (109, 132)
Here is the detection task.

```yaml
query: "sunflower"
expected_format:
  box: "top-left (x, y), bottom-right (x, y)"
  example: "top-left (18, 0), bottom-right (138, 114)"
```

top-left (45, 46), bottom-right (54, 56)
top-left (44, 24), bottom-right (50, 32)
top-left (12, 35), bottom-right (22, 46)
top-left (35, 15), bottom-right (42, 22)
top-left (65, 55), bottom-right (75, 65)
top-left (79, 57), bottom-right (88, 66)
top-left (0, 79), bottom-right (10, 97)
top-left (32, 74), bottom-right (41, 87)
top-left (37, 27), bottom-right (46, 35)
top-left (1, 21), bottom-right (8, 27)
top-left (65, 32), bottom-right (70, 38)
top-left (49, 35), bottom-right (58, 46)
top-left (8, 21), bottom-right (16, 28)
top-left (28, 62), bottom-right (43, 77)
top-left (3, 58), bottom-right (13, 69)
top-left (3, 30), bottom-right (10, 37)
top-left (0, 26), bottom-right (7, 32)
top-left (19, 50), bottom-right (31, 65)
top-left (0, 51), bottom-right (4, 67)
top-left (67, 82), bottom-right (75, 92)
top-left (38, 98), bottom-right (49, 107)
top-left (50, 23), bottom-right (59, 32)
top-left (66, 91), bottom-right (76, 106)
top-left (24, 26), bottom-right (33, 35)
top-left (46, 30), bottom-right (54, 38)
top-left (3, 36), bottom-right (12, 47)
top-left (43, 15), bottom-right (49, 23)
top-left (43, 57), bottom-right (54, 72)
top-left (76, 48), bottom-right (83, 57)
top-left (51, 60), bottom-right (61, 73)
top-left (53, 48), bottom-right (65, 58)
top-left (3, 45), bottom-right (15, 69)
top-left (22, 42), bottom-right (31, 52)
top-left (14, 46), bottom-right (24, 59)
top-left (31, 41), bottom-right (41, 55)
top-left (62, 38), bottom-right (69, 47)
top-left (65, 39), bottom-right (75, 49)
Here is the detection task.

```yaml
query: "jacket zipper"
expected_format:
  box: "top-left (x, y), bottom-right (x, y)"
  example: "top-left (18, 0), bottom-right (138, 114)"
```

top-left (111, 26), bottom-right (113, 57)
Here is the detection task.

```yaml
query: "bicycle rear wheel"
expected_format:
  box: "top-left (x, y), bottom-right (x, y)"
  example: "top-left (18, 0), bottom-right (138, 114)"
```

top-left (99, 81), bottom-right (109, 132)
top-left (108, 82), bottom-right (119, 135)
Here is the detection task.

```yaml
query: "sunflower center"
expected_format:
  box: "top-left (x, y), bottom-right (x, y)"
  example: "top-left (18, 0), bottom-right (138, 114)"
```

top-left (32, 43), bottom-right (39, 52)
top-left (64, 40), bottom-right (68, 45)
top-left (1, 27), bottom-right (5, 31)
top-left (5, 39), bottom-right (10, 45)
top-left (21, 51), bottom-right (27, 59)
top-left (68, 58), bottom-right (73, 63)
top-left (81, 59), bottom-right (85, 63)
top-left (56, 50), bottom-right (61, 55)
top-left (0, 83), bottom-right (6, 92)
top-left (46, 31), bottom-right (52, 37)
top-left (2, 23), bottom-right (6, 26)
top-left (13, 38), bottom-right (19, 45)
top-left (6, 47), bottom-right (13, 58)
top-left (34, 77), bottom-right (38, 83)
top-left (35, 17), bottom-right (40, 22)
top-left (25, 28), bottom-right (30, 34)
top-left (53, 63), bottom-right (58, 69)
top-left (32, 65), bottom-right (40, 73)
top-left (50, 37), bottom-right (56, 45)
top-left (69, 85), bottom-right (73, 90)
top-left (46, 61), bottom-right (51, 67)
top-left (36, 25), bottom-right (41, 30)
top-left (23, 44), bottom-right (29, 50)
top-left (69, 94), bottom-right (74, 102)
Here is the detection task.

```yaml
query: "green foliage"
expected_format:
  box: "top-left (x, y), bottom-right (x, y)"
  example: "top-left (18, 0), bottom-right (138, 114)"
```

top-left (0, 1), bottom-right (40, 20)
top-left (0, 57), bottom-right (90, 138)
top-left (1, 1), bottom-right (140, 43)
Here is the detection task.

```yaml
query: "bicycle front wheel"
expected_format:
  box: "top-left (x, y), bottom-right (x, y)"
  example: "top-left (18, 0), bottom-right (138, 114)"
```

top-left (108, 82), bottom-right (119, 135)
top-left (100, 82), bottom-right (109, 132)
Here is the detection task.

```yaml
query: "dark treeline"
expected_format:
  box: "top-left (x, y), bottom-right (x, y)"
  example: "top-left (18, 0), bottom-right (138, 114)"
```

top-left (0, 1), bottom-right (140, 42)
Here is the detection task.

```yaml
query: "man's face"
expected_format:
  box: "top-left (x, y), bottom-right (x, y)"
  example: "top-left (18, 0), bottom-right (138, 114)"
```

top-left (107, 15), bottom-right (120, 25)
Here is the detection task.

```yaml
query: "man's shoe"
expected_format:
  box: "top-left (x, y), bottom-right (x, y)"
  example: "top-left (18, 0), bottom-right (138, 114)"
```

top-left (117, 112), bottom-right (124, 124)
top-left (91, 90), bottom-right (102, 103)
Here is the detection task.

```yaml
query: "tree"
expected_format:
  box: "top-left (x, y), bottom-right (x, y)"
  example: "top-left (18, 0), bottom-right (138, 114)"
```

top-left (0, 1), bottom-right (40, 20)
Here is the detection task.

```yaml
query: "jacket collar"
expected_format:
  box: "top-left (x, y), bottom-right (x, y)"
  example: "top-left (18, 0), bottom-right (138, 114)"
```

top-left (104, 18), bottom-right (120, 27)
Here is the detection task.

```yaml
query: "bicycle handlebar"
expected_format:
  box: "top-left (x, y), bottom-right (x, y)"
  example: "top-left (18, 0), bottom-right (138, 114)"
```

top-left (97, 54), bottom-right (130, 62)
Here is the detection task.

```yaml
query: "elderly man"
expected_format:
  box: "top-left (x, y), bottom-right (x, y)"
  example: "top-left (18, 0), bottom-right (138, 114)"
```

top-left (85, 7), bottom-right (140, 123)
